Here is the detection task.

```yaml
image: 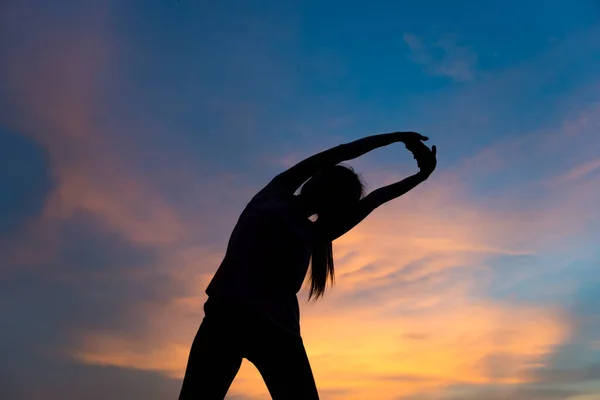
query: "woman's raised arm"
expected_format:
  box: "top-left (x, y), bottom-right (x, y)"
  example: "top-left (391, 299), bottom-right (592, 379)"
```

top-left (259, 131), bottom-right (429, 197)
top-left (318, 142), bottom-right (437, 241)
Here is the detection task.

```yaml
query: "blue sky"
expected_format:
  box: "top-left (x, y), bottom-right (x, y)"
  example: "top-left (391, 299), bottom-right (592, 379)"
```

top-left (1, 0), bottom-right (600, 399)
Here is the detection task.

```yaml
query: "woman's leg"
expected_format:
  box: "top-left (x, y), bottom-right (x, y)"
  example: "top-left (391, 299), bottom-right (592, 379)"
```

top-left (178, 306), bottom-right (244, 399)
top-left (246, 327), bottom-right (320, 400)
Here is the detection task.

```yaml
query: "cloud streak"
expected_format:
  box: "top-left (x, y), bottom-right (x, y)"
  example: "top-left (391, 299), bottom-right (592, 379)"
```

top-left (403, 33), bottom-right (478, 82)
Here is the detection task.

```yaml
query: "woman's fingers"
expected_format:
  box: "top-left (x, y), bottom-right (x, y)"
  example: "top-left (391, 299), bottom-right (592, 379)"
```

top-left (401, 131), bottom-right (428, 142)
top-left (413, 144), bottom-right (436, 163)
top-left (408, 140), bottom-right (429, 154)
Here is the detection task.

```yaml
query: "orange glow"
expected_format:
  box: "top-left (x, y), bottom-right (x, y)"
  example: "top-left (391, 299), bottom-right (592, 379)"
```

top-left (69, 187), bottom-right (572, 398)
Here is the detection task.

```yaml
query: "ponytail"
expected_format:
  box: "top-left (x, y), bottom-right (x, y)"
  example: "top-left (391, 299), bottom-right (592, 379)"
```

top-left (302, 164), bottom-right (365, 301)
top-left (308, 233), bottom-right (334, 301)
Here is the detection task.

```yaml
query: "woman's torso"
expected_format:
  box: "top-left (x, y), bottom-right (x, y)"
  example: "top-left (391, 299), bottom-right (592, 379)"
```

top-left (205, 192), bottom-right (313, 336)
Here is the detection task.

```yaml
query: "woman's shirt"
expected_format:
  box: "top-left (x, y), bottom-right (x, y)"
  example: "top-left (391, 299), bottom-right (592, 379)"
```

top-left (205, 192), bottom-right (314, 336)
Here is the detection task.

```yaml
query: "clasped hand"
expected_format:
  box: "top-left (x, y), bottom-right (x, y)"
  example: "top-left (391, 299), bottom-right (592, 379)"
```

top-left (398, 132), bottom-right (437, 177)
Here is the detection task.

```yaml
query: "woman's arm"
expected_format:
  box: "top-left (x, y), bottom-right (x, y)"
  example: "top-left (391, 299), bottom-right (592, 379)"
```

top-left (259, 131), bottom-right (428, 196)
top-left (320, 143), bottom-right (437, 241)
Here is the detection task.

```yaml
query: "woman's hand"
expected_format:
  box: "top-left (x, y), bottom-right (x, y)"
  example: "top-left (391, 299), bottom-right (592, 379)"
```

top-left (404, 138), bottom-right (437, 178)
top-left (396, 131), bottom-right (429, 143)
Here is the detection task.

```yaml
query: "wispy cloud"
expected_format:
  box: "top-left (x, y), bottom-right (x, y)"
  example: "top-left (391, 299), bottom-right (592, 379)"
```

top-left (0, 1), bottom-right (189, 273)
top-left (552, 158), bottom-right (600, 186)
top-left (403, 33), bottom-right (478, 82)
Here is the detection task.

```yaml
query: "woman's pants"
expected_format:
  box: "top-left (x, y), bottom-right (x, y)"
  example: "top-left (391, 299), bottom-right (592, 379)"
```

top-left (178, 296), bottom-right (320, 399)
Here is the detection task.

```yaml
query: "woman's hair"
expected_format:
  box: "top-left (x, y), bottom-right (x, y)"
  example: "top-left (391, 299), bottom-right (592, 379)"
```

top-left (302, 165), bottom-right (365, 301)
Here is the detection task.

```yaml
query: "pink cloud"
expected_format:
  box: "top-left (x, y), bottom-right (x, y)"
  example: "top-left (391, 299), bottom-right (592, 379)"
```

top-left (1, 2), bottom-right (189, 271)
top-left (552, 158), bottom-right (600, 186)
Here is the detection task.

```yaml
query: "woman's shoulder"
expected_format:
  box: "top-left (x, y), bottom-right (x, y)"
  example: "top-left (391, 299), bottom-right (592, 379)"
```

top-left (248, 191), bottom-right (294, 211)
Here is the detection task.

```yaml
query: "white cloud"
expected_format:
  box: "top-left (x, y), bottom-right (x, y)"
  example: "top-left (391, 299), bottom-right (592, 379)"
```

top-left (403, 33), bottom-right (478, 82)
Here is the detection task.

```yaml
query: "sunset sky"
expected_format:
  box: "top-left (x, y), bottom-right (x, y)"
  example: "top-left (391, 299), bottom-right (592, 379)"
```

top-left (2, 1), bottom-right (600, 399)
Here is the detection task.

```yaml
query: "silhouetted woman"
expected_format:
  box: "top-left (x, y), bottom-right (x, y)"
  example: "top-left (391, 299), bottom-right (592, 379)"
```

top-left (178, 131), bottom-right (437, 399)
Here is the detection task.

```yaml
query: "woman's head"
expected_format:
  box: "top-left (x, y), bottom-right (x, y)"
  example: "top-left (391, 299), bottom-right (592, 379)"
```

top-left (300, 164), bottom-right (365, 218)
top-left (302, 164), bottom-right (365, 301)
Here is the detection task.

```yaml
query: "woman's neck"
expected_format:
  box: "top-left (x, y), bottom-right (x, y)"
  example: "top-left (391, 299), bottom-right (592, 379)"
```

top-left (294, 194), bottom-right (318, 219)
